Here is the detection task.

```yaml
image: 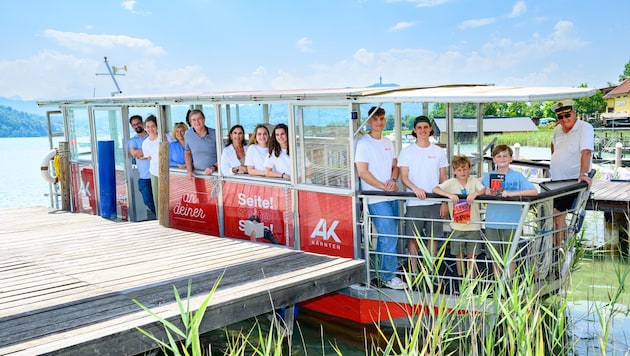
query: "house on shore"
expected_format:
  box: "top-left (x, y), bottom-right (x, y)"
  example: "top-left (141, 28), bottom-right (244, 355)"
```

top-left (602, 77), bottom-right (630, 127)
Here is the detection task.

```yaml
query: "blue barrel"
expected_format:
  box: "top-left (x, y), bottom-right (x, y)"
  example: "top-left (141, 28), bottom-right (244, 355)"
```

top-left (98, 140), bottom-right (117, 220)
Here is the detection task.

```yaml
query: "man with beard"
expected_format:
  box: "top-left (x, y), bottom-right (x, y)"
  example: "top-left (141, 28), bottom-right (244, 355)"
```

top-left (128, 114), bottom-right (156, 218)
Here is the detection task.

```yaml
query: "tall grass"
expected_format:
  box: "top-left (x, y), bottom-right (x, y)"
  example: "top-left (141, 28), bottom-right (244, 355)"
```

top-left (481, 129), bottom-right (553, 148)
top-left (366, 238), bottom-right (575, 355)
top-left (134, 236), bottom-right (629, 355)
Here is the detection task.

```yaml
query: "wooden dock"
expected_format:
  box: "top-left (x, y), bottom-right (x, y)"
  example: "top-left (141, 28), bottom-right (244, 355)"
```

top-left (0, 207), bottom-right (365, 355)
top-left (587, 180), bottom-right (630, 213)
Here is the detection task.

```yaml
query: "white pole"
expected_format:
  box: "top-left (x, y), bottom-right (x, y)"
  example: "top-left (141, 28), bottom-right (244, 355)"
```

top-left (514, 142), bottom-right (521, 160)
top-left (615, 142), bottom-right (623, 169)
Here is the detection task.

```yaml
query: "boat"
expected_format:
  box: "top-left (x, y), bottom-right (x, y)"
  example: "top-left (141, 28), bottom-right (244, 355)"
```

top-left (37, 84), bottom-right (596, 327)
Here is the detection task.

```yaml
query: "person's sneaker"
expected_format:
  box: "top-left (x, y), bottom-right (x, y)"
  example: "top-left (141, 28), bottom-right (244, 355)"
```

top-left (384, 277), bottom-right (407, 290)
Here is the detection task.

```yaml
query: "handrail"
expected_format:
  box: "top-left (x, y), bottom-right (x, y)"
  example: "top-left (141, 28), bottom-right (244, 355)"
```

top-left (359, 179), bottom-right (588, 203)
top-left (357, 180), bottom-right (591, 294)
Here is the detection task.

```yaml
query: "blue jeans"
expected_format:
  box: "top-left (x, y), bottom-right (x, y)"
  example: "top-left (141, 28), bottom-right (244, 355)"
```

top-left (368, 200), bottom-right (400, 281)
top-left (138, 178), bottom-right (155, 214)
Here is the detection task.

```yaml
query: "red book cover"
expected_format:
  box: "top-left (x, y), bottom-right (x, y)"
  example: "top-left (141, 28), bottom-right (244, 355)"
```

top-left (453, 199), bottom-right (471, 224)
top-left (489, 173), bottom-right (505, 196)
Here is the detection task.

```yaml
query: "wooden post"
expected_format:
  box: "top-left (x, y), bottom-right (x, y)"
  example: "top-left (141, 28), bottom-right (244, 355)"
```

top-left (514, 142), bottom-right (521, 160)
top-left (158, 142), bottom-right (170, 227)
top-left (58, 142), bottom-right (71, 211)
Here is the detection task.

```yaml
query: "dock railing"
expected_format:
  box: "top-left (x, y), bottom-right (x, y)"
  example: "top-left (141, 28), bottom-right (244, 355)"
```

top-left (359, 179), bottom-right (591, 295)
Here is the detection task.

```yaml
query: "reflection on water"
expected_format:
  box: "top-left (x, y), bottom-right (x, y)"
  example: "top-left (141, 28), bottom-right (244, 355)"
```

top-left (569, 258), bottom-right (630, 355)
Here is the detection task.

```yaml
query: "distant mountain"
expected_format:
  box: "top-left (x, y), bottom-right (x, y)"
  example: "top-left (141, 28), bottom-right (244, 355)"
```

top-left (0, 105), bottom-right (62, 137)
top-left (0, 97), bottom-right (48, 116)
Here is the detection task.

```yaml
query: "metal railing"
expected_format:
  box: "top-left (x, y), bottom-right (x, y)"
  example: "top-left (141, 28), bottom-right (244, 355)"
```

top-left (359, 179), bottom-right (591, 295)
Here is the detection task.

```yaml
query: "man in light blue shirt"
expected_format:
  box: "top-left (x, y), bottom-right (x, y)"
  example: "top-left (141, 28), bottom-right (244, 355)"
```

top-left (128, 115), bottom-right (155, 216)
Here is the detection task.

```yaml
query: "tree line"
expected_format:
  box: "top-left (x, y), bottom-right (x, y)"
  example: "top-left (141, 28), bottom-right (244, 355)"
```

top-left (0, 105), bottom-right (64, 137)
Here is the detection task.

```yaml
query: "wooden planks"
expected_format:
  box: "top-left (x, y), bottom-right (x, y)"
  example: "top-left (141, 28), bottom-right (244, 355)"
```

top-left (0, 207), bottom-right (364, 355)
top-left (587, 180), bottom-right (630, 213)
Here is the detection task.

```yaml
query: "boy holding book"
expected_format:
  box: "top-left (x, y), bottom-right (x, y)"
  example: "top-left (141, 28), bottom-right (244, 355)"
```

top-left (433, 155), bottom-right (485, 279)
top-left (482, 144), bottom-right (538, 276)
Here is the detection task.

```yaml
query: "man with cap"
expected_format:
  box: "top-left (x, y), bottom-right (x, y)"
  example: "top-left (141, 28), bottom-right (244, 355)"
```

top-left (398, 115), bottom-right (448, 272)
top-left (550, 99), bottom-right (594, 247)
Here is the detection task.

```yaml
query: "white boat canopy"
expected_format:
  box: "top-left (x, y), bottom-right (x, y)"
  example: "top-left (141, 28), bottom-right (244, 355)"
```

top-left (37, 84), bottom-right (596, 107)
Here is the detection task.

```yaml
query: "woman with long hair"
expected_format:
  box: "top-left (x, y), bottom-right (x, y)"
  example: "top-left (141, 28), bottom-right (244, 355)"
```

top-left (264, 123), bottom-right (290, 180)
top-left (141, 115), bottom-right (160, 214)
top-left (221, 124), bottom-right (248, 175)
top-left (245, 124), bottom-right (270, 176)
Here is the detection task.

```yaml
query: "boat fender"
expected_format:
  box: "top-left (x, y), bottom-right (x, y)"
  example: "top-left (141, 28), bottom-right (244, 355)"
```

top-left (40, 148), bottom-right (58, 184)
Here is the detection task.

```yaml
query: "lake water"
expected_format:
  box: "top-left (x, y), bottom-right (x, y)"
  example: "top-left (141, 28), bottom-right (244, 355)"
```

top-left (0, 137), bottom-right (627, 354)
top-left (0, 137), bottom-right (53, 209)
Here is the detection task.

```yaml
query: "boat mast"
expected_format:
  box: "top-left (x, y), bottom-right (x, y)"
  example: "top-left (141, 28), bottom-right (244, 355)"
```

top-left (96, 56), bottom-right (126, 96)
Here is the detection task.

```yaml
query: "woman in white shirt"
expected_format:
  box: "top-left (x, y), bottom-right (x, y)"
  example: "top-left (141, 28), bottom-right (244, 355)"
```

top-left (264, 123), bottom-right (291, 180)
top-left (245, 124), bottom-right (270, 176)
top-left (220, 125), bottom-right (247, 176)
top-left (141, 115), bottom-right (160, 214)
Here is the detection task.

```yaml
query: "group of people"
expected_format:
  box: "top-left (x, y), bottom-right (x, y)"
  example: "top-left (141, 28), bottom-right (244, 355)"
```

top-left (357, 100), bottom-right (593, 290)
top-left (128, 109), bottom-right (297, 218)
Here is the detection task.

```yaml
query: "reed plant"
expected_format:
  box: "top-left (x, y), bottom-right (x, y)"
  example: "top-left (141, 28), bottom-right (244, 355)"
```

top-left (134, 229), bottom-right (628, 355)
top-left (133, 275), bottom-right (224, 356)
top-left (367, 234), bottom-right (579, 356)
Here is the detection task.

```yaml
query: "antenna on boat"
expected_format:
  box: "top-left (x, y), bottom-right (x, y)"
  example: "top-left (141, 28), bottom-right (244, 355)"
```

top-left (96, 56), bottom-right (126, 96)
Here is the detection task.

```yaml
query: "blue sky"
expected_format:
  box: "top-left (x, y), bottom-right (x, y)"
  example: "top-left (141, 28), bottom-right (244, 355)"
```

top-left (1, 0), bottom-right (629, 100)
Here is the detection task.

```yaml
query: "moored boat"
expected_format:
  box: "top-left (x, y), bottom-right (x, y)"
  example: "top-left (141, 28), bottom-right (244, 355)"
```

top-left (37, 84), bottom-right (595, 327)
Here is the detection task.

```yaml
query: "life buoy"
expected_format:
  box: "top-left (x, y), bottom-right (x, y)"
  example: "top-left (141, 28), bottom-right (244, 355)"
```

top-left (40, 149), bottom-right (58, 184)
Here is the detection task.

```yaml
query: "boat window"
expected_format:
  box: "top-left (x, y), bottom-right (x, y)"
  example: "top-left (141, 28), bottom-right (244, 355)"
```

top-left (200, 105), bottom-right (217, 129)
top-left (66, 107), bottom-right (91, 162)
top-left (295, 106), bottom-right (350, 188)
top-left (220, 104), bottom-right (289, 143)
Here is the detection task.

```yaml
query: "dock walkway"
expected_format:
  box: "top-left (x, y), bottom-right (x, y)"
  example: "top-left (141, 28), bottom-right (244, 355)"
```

top-left (0, 207), bottom-right (364, 355)
top-left (587, 180), bottom-right (630, 213)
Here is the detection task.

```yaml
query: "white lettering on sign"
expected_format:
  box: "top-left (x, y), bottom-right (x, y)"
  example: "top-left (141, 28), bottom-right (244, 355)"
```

top-left (172, 204), bottom-right (207, 219)
top-left (181, 193), bottom-right (199, 204)
top-left (310, 219), bottom-right (341, 243)
top-left (237, 193), bottom-right (273, 209)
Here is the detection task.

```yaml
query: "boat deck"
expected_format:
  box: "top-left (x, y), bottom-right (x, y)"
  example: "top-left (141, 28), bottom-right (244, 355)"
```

top-left (0, 207), bottom-right (364, 356)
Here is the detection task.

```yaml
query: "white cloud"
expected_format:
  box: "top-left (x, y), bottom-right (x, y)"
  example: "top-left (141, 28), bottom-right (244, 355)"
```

top-left (389, 22), bottom-right (415, 31)
top-left (0, 51), bottom-right (211, 100)
top-left (459, 17), bottom-right (496, 30)
top-left (408, 0), bottom-right (452, 8)
top-left (121, 1), bottom-right (136, 13)
top-left (296, 37), bottom-right (313, 53)
top-left (254, 19), bottom-right (589, 91)
top-left (508, 1), bottom-right (527, 18)
top-left (43, 30), bottom-right (166, 56)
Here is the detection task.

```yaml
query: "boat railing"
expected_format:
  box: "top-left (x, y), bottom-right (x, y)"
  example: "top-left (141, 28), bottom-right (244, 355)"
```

top-left (358, 179), bottom-right (590, 295)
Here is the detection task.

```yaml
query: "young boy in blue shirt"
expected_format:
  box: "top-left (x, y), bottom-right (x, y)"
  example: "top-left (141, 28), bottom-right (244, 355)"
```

top-left (482, 144), bottom-right (538, 276)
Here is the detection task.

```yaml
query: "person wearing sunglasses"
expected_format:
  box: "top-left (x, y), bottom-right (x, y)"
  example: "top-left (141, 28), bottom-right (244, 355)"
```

top-left (550, 99), bottom-right (594, 248)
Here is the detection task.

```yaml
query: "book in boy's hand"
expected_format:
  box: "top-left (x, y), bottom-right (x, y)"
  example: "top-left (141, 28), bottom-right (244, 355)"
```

top-left (489, 173), bottom-right (505, 196)
top-left (453, 199), bottom-right (471, 224)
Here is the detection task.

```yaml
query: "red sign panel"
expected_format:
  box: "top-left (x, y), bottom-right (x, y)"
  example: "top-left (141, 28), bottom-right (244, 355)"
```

top-left (222, 182), bottom-right (292, 246)
top-left (71, 163), bottom-right (96, 215)
top-left (298, 191), bottom-right (354, 258)
top-left (169, 175), bottom-right (220, 236)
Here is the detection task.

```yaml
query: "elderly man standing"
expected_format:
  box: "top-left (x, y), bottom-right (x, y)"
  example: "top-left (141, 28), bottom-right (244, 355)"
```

top-left (550, 99), bottom-right (594, 247)
top-left (185, 109), bottom-right (218, 179)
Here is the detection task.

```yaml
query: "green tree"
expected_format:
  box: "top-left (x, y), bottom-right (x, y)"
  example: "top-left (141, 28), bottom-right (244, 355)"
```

top-left (573, 83), bottom-right (606, 118)
top-left (619, 59), bottom-right (630, 82)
